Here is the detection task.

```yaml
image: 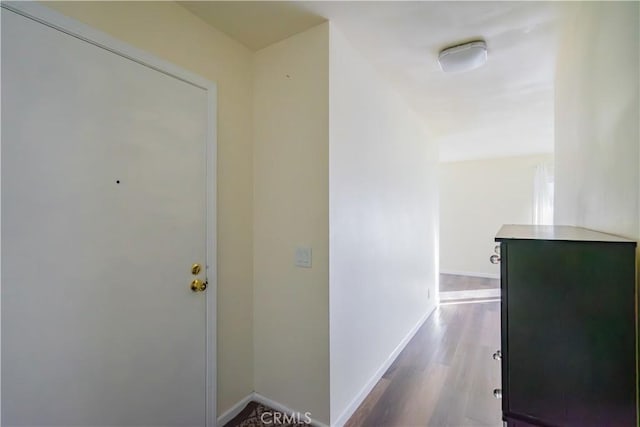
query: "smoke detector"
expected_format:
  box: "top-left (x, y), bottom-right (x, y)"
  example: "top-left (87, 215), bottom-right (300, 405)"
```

top-left (438, 40), bottom-right (487, 73)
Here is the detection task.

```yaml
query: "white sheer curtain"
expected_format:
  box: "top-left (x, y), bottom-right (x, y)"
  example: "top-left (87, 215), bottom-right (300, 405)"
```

top-left (533, 162), bottom-right (554, 225)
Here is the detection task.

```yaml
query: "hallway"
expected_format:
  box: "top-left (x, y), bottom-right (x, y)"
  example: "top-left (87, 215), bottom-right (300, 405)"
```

top-left (1, 2), bottom-right (637, 425)
top-left (346, 302), bottom-right (501, 427)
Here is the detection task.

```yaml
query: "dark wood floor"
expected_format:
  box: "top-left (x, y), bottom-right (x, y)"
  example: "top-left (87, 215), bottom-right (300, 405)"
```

top-left (440, 274), bottom-right (499, 292)
top-left (345, 302), bottom-right (502, 427)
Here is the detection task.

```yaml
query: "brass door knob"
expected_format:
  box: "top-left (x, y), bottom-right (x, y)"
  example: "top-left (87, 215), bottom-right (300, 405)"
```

top-left (190, 279), bottom-right (207, 292)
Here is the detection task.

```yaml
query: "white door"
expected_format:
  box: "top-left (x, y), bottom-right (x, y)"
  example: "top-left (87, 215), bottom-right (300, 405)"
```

top-left (2, 7), bottom-right (212, 426)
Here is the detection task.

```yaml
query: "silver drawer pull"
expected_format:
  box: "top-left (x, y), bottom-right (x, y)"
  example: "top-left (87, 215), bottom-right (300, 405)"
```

top-left (492, 350), bottom-right (502, 361)
top-left (493, 388), bottom-right (502, 399)
top-left (490, 254), bottom-right (501, 264)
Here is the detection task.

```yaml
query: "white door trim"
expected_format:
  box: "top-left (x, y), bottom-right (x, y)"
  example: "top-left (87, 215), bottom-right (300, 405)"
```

top-left (0, 2), bottom-right (218, 425)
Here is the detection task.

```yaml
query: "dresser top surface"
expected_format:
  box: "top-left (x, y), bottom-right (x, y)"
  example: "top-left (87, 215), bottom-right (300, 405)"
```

top-left (495, 225), bottom-right (637, 244)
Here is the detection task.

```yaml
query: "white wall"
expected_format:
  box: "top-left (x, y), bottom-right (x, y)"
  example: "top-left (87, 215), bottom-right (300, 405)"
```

top-left (440, 154), bottom-right (553, 278)
top-left (45, 1), bottom-right (255, 415)
top-left (328, 25), bottom-right (439, 425)
top-left (253, 23), bottom-right (330, 424)
top-left (554, 1), bottom-right (639, 244)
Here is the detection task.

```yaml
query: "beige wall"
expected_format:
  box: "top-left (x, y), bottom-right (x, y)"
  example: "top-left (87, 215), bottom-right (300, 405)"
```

top-left (45, 1), bottom-right (255, 415)
top-left (252, 24), bottom-right (330, 423)
top-left (555, 1), bottom-right (639, 243)
top-left (440, 154), bottom-right (553, 277)
top-left (328, 26), bottom-right (439, 426)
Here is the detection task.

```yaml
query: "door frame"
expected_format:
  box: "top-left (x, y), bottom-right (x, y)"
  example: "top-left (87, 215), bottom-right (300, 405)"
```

top-left (0, 2), bottom-right (218, 425)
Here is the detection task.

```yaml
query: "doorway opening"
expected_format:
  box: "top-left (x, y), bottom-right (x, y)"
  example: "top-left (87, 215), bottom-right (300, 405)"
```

top-left (438, 155), bottom-right (554, 304)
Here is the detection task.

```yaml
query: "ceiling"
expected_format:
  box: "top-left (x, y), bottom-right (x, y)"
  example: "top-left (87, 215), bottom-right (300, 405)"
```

top-left (180, 1), bottom-right (326, 50)
top-left (180, 1), bottom-right (561, 162)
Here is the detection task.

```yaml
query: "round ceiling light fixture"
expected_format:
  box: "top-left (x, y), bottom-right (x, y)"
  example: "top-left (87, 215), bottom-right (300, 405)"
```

top-left (438, 40), bottom-right (487, 73)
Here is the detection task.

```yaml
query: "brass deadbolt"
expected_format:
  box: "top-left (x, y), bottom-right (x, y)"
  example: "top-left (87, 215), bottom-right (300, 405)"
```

top-left (191, 263), bottom-right (202, 275)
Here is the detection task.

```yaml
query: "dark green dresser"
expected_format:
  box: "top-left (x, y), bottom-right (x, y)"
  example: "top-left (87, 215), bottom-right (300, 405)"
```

top-left (495, 225), bottom-right (638, 427)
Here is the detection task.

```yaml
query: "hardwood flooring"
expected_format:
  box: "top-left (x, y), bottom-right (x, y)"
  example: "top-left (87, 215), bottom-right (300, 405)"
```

top-left (345, 301), bottom-right (502, 427)
top-left (439, 274), bottom-right (499, 292)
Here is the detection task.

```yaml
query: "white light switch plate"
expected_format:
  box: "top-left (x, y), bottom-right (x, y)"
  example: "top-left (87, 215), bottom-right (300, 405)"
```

top-left (295, 247), bottom-right (312, 268)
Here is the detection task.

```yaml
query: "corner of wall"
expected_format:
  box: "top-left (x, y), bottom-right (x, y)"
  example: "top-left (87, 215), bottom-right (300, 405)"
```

top-left (252, 23), bottom-right (331, 424)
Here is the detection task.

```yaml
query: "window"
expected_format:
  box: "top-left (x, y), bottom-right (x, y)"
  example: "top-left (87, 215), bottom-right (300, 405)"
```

top-left (533, 162), bottom-right (554, 225)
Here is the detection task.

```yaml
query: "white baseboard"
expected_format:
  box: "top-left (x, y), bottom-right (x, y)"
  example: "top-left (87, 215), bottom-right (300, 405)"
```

top-left (332, 303), bottom-right (437, 427)
top-left (218, 306), bottom-right (437, 427)
top-left (440, 270), bottom-right (499, 280)
top-left (217, 392), bottom-right (329, 427)
top-left (217, 393), bottom-right (254, 426)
